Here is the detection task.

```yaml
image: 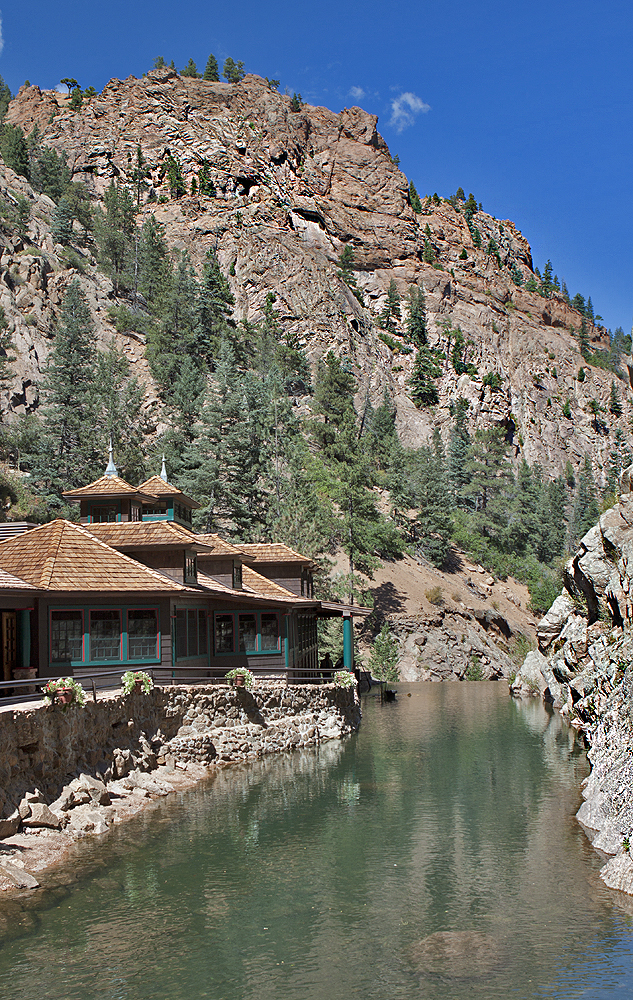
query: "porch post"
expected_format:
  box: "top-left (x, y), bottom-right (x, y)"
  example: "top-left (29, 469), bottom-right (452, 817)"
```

top-left (343, 613), bottom-right (353, 670)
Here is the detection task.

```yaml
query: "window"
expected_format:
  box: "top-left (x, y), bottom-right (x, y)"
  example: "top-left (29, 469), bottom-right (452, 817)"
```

top-left (214, 612), bottom-right (281, 654)
top-left (261, 613), bottom-right (280, 651)
top-left (130, 505), bottom-right (141, 522)
top-left (175, 608), bottom-right (208, 659)
top-left (238, 614), bottom-right (257, 652)
top-left (91, 505), bottom-right (118, 523)
top-left (184, 553), bottom-right (197, 584)
top-left (51, 610), bottom-right (83, 663)
top-left (214, 613), bottom-right (234, 654)
top-left (127, 609), bottom-right (158, 659)
top-left (90, 610), bottom-right (121, 661)
top-left (232, 561), bottom-right (243, 590)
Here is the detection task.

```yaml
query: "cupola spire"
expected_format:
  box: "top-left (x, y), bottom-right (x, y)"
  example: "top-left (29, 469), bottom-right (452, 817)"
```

top-left (160, 454), bottom-right (168, 482)
top-left (105, 436), bottom-right (118, 477)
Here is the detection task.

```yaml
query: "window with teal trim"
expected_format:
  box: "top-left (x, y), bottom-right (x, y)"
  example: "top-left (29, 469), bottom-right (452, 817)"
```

top-left (128, 609), bottom-right (158, 659)
top-left (214, 612), bottom-right (280, 654)
top-left (51, 610), bottom-right (83, 663)
top-left (90, 610), bottom-right (121, 661)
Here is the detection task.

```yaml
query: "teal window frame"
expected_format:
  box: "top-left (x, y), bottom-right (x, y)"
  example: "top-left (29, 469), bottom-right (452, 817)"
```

top-left (49, 605), bottom-right (161, 668)
top-left (213, 611), bottom-right (281, 655)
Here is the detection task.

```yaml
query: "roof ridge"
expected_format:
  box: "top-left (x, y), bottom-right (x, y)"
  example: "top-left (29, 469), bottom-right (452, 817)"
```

top-left (61, 520), bottom-right (190, 590)
top-left (41, 520), bottom-right (65, 588)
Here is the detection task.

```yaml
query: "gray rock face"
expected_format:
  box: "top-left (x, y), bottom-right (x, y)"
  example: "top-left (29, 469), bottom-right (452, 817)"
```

top-left (536, 594), bottom-right (575, 651)
top-left (0, 808), bottom-right (20, 839)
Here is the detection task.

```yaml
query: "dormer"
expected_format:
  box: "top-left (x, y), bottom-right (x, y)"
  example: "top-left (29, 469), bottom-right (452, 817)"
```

top-left (62, 476), bottom-right (155, 525)
top-left (137, 466), bottom-right (200, 529)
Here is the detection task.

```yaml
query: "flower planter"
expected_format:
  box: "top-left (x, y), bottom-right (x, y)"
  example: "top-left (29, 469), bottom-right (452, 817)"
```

top-left (134, 680), bottom-right (144, 693)
top-left (57, 688), bottom-right (74, 704)
top-left (233, 675), bottom-right (246, 688)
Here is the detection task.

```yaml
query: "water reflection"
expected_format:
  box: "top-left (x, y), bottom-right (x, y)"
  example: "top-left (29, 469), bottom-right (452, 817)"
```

top-left (1, 683), bottom-right (633, 999)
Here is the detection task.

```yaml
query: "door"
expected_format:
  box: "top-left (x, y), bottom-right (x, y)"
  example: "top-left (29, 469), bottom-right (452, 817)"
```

top-left (2, 610), bottom-right (17, 681)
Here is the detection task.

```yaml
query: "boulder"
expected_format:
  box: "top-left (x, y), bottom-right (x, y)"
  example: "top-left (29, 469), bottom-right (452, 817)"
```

top-left (600, 853), bottom-right (633, 894)
top-left (0, 808), bottom-right (20, 839)
top-left (536, 593), bottom-right (574, 651)
top-left (22, 802), bottom-right (61, 829)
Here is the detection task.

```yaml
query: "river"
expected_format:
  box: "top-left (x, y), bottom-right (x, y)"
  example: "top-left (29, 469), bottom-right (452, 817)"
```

top-left (1, 682), bottom-right (633, 999)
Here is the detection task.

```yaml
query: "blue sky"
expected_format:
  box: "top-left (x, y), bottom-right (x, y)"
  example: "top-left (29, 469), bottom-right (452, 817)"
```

top-left (1, 1), bottom-right (631, 333)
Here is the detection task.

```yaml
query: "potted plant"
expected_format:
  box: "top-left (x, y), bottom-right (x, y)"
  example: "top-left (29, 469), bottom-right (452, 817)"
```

top-left (43, 676), bottom-right (86, 706)
top-left (333, 669), bottom-right (357, 689)
top-left (225, 667), bottom-right (254, 690)
top-left (121, 670), bottom-right (153, 695)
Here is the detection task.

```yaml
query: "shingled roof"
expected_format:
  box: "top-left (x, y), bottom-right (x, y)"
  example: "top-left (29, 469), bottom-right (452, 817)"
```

top-left (0, 520), bottom-right (189, 592)
top-left (196, 533), bottom-right (256, 560)
top-left (238, 543), bottom-right (313, 565)
top-left (85, 521), bottom-right (214, 550)
top-left (242, 565), bottom-right (303, 601)
top-left (62, 476), bottom-right (154, 502)
top-left (137, 476), bottom-right (200, 509)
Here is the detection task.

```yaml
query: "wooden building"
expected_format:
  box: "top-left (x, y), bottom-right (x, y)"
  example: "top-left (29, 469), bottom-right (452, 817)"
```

top-left (0, 462), bottom-right (368, 684)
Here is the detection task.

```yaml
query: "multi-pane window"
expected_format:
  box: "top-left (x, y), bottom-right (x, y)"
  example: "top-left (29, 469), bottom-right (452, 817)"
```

top-left (214, 612), bottom-right (280, 654)
top-left (184, 553), bottom-right (197, 584)
top-left (51, 610), bottom-right (83, 663)
top-left (232, 561), bottom-right (243, 590)
top-left (238, 613), bottom-right (257, 652)
top-left (127, 609), bottom-right (158, 659)
top-left (175, 608), bottom-right (208, 659)
top-left (50, 607), bottom-right (159, 665)
top-left (91, 505), bottom-right (118, 523)
top-left (90, 610), bottom-right (121, 661)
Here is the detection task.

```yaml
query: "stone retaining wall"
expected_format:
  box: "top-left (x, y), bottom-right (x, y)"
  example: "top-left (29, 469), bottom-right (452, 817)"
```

top-left (0, 683), bottom-right (361, 822)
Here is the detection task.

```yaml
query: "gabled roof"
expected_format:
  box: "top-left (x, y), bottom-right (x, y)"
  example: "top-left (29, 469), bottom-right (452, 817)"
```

top-left (238, 543), bottom-right (313, 566)
top-left (0, 520), bottom-right (189, 592)
top-left (85, 521), bottom-right (214, 551)
top-left (62, 476), bottom-right (154, 502)
top-left (242, 565), bottom-right (303, 601)
top-left (137, 476), bottom-right (200, 509)
top-left (196, 533), bottom-right (256, 561)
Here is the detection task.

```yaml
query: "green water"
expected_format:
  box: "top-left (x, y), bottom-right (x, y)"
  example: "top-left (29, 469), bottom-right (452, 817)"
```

top-left (1, 683), bottom-right (633, 999)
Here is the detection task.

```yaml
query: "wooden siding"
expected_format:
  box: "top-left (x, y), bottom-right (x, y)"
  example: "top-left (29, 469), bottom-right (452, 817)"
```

top-left (197, 557), bottom-right (233, 588)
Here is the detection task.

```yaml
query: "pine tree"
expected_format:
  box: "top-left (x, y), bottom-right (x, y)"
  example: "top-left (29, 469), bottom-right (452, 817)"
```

top-left (409, 435), bottom-right (453, 567)
top-left (181, 58), bottom-right (201, 78)
top-left (223, 58), bottom-right (245, 83)
top-left (197, 248), bottom-right (235, 365)
top-left (365, 388), bottom-right (403, 475)
top-left (0, 306), bottom-right (15, 393)
top-left (368, 624), bottom-right (400, 681)
top-left (461, 427), bottom-right (513, 541)
top-left (138, 213), bottom-right (169, 303)
top-left (409, 346), bottom-right (441, 407)
top-left (36, 281), bottom-right (101, 496)
top-left (93, 181), bottom-right (135, 293)
top-left (409, 180), bottom-right (422, 214)
top-left (130, 144), bottom-right (150, 206)
top-left (311, 352), bottom-right (357, 460)
top-left (379, 279), bottom-right (401, 333)
top-left (290, 93), bottom-right (302, 112)
top-left (160, 153), bottom-right (185, 199)
top-left (447, 397), bottom-right (471, 507)
top-left (0, 75), bottom-right (11, 122)
top-left (51, 197), bottom-right (74, 245)
top-left (569, 456), bottom-right (600, 547)
top-left (0, 123), bottom-right (29, 178)
top-left (203, 54), bottom-right (220, 81)
top-left (578, 317), bottom-right (590, 357)
top-left (609, 381), bottom-right (623, 417)
top-left (406, 285), bottom-right (427, 348)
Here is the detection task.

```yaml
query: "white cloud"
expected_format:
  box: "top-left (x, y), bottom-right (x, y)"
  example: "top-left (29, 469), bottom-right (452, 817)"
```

top-left (348, 85), bottom-right (365, 100)
top-left (389, 92), bottom-right (430, 132)
top-left (0, 14), bottom-right (4, 57)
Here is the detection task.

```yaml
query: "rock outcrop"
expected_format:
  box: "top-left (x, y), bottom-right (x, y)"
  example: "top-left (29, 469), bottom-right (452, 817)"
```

top-left (511, 470), bottom-right (633, 893)
top-left (1, 71), bottom-right (629, 481)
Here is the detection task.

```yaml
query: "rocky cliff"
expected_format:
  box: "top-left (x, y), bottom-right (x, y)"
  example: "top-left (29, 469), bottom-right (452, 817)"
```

top-left (511, 469), bottom-right (633, 893)
top-left (2, 69), bottom-right (629, 480)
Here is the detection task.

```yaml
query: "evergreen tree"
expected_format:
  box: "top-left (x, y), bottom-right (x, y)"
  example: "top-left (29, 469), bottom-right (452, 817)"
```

top-left (0, 306), bottom-right (15, 393)
top-left (94, 341), bottom-right (146, 483)
top-left (203, 54), bottom-right (220, 81)
top-left (160, 153), bottom-right (185, 199)
top-left (406, 284), bottom-right (427, 348)
top-left (447, 397), bottom-right (471, 507)
top-left (51, 197), bottom-right (74, 245)
top-left (572, 292), bottom-right (586, 315)
top-left (409, 180), bottom-right (422, 214)
top-left (569, 456), bottom-right (600, 547)
top-left (0, 123), bottom-right (29, 178)
top-left (138, 213), bottom-right (169, 303)
top-left (197, 248), bottom-right (235, 365)
top-left (290, 93), bottom-right (302, 112)
top-left (609, 380), bottom-right (623, 417)
top-left (181, 58), bottom-right (201, 78)
top-left (368, 624), bottom-right (400, 681)
top-left (28, 130), bottom-right (71, 201)
top-left (578, 316), bottom-right (590, 357)
top-left (586, 296), bottom-right (595, 322)
top-left (93, 181), bottom-right (135, 293)
top-left (0, 75), bottom-right (11, 122)
top-left (461, 427), bottom-right (513, 541)
top-left (146, 251), bottom-right (202, 395)
top-left (409, 346), bottom-right (441, 407)
top-left (408, 435), bottom-right (453, 567)
top-left (379, 279), bottom-right (401, 333)
top-left (365, 388), bottom-right (403, 476)
top-left (223, 58), bottom-right (245, 83)
top-left (311, 352), bottom-right (357, 460)
top-left (36, 281), bottom-right (101, 497)
top-left (130, 144), bottom-right (150, 206)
